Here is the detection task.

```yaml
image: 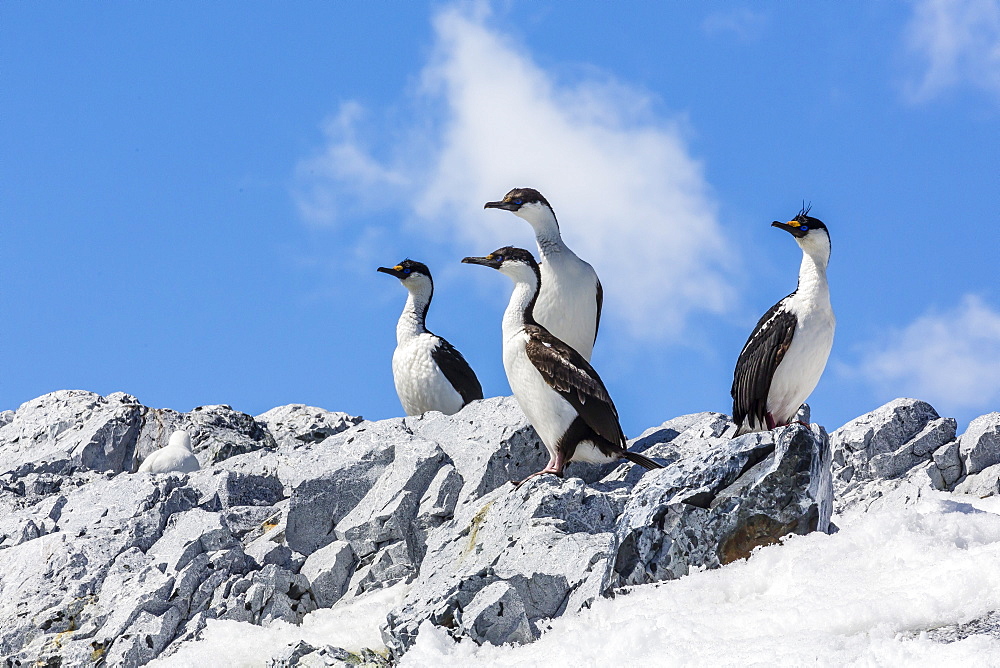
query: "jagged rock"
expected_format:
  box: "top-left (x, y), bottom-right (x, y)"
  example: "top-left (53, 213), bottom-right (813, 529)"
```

top-left (301, 540), bottom-right (355, 607)
top-left (268, 640), bottom-right (321, 667)
top-left (959, 413), bottom-right (1000, 477)
top-left (831, 399), bottom-right (955, 511)
top-left (212, 564), bottom-right (316, 625)
top-left (616, 425), bottom-right (831, 583)
top-left (0, 390), bottom-right (144, 474)
top-left (187, 468), bottom-right (285, 512)
top-left (932, 441), bottom-right (964, 489)
top-left (226, 504), bottom-right (283, 539)
top-left (135, 403), bottom-right (277, 469)
top-left (0, 391), bottom-right (278, 478)
top-left (257, 404), bottom-right (363, 449)
top-left (457, 580), bottom-right (535, 646)
top-left (954, 463), bottom-right (1000, 497)
top-left (402, 399), bottom-right (551, 500)
top-left (382, 420), bottom-right (831, 655)
top-left (383, 476), bottom-right (626, 653)
top-left (925, 610), bottom-right (1000, 643)
top-left (0, 391), bottom-right (834, 664)
top-left (291, 646), bottom-right (392, 667)
top-left (0, 474), bottom-right (199, 662)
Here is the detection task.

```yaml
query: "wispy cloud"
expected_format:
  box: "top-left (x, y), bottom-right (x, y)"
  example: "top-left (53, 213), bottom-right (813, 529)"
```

top-left (702, 9), bottom-right (767, 43)
top-left (855, 295), bottom-right (1000, 412)
top-left (294, 102), bottom-right (410, 227)
top-left (903, 0), bottom-right (1000, 101)
top-left (294, 5), bottom-right (736, 339)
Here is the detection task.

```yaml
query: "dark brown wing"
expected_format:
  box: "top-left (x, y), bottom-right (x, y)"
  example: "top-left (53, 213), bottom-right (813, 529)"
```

top-left (594, 276), bottom-right (604, 346)
top-left (431, 338), bottom-right (483, 407)
top-left (524, 325), bottom-right (625, 446)
top-left (731, 297), bottom-right (797, 432)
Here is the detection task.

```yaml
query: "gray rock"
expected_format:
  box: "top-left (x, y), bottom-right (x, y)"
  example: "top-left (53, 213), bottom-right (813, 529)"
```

top-left (0, 390), bottom-right (144, 474)
top-left (188, 468), bottom-right (285, 512)
top-left (0, 391), bottom-right (278, 478)
top-left (458, 581), bottom-right (534, 646)
top-left (831, 399), bottom-right (954, 511)
top-left (925, 610), bottom-right (1000, 643)
top-left (135, 403), bottom-right (277, 469)
top-left (959, 413), bottom-right (1000, 476)
top-left (301, 540), bottom-right (355, 608)
top-left (954, 462), bottom-right (1000, 497)
top-left (383, 422), bottom-right (831, 656)
top-left (212, 564), bottom-right (316, 625)
top-left (932, 441), bottom-right (964, 489)
top-left (257, 404), bottom-right (363, 449)
top-left (0, 391), bottom-right (840, 664)
top-left (294, 646), bottom-right (392, 667)
top-left (268, 640), bottom-right (321, 667)
top-left (383, 476), bottom-right (626, 653)
top-left (226, 504), bottom-right (284, 539)
top-left (402, 397), bottom-right (552, 501)
top-left (615, 424), bottom-right (831, 584)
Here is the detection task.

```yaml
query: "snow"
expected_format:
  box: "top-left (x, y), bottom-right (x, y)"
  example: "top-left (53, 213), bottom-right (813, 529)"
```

top-left (151, 582), bottom-right (408, 667)
top-left (401, 492), bottom-right (1000, 667)
top-left (155, 492), bottom-right (1000, 667)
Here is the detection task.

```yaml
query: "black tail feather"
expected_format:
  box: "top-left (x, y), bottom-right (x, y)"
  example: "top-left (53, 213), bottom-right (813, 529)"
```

top-left (622, 450), bottom-right (664, 470)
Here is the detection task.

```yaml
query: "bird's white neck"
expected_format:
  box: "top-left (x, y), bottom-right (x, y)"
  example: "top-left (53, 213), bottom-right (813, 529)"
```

top-left (397, 285), bottom-right (431, 343)
top-left (516, 205), bottom-right (566, 258)
top-left (796, 247), bottom-right (830, 306)
top-left (500, 264), bottom-right (540, 340)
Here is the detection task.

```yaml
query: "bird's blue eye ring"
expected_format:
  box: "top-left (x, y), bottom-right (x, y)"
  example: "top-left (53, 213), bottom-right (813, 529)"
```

top-left (495, 255), bottom-right (504, 262)
top-left (403, 268), bottom-right (411, 274)
top-left (800, 226), bottom-right (809, 232)
top-left (513, 199), bottom-right (522, 205)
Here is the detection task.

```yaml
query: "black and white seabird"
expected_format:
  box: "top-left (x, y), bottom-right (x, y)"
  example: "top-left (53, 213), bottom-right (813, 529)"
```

top-left (731, 207), bottom-right (835, 435)
top-left (484, 188), bottom-right (603, 361)
top-left (462, 247), bottom-right (661, 483)
top-left (137, 430), bottom-right (200, 474)
top-left (378, 259), bottom-right (483, 416)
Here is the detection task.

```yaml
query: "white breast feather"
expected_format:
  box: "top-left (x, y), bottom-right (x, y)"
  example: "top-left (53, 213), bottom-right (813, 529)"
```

top-left (767, 295), bottom-right (836, 425)
top-left (535, 255), bottom-right (600, 361)
top-left (392, 334), bottom-right (465, 416)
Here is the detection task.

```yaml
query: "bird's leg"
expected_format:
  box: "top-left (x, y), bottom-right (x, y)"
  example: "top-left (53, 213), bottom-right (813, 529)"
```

top-left (792, 420), bottom-right (811, 428)
top-left (550, 450), bottom-right (567, 476)
top-left (512, 454), bottom-right (564, 489)
top-left (765, 413), bottom-right (777, 430)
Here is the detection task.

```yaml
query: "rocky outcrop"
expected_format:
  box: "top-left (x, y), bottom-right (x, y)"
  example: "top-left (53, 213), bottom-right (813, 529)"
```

top-left (831, 400), bottom-right (1000, 513)
top-left (382, 418), bottom-right (831, 654)
top-left (0, 390), bottom-right (832, 664)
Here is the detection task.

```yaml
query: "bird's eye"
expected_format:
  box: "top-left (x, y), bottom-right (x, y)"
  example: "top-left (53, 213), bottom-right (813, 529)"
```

top-left (800, 225), bottom-right (809, 232)
top-left (495, 255), bottom-right (504, 262)
top-left (403, 268), bottom-right (411, 274)
top-left (513, 199), bottom-right (522, 205)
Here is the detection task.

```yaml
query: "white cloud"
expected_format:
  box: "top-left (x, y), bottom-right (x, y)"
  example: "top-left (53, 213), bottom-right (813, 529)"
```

top-left (702, 9), bottom-right (767, 42)
top-left (294, 102), bottom-right (410, 227)
top-left (295, 5), bottom-right (735, 339)
top-left (857, 295), bottom-right (1000, 411)
top-left (904, 0), bottom-right (1000, 101)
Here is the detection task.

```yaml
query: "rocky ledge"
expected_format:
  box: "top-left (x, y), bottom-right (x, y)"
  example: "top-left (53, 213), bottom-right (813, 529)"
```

top-left (1, 391), bottom-right (998, 666)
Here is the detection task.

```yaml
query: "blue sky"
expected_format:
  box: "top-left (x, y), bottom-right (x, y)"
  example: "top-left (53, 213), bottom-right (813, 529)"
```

top-left (4, 1), bottom-right (999, 435)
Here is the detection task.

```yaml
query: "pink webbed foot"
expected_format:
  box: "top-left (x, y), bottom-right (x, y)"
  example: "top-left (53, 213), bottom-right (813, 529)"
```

top-left (512, 452), bottom-right (566, 489)
top-left (513, 466), bottom-right (564, 489)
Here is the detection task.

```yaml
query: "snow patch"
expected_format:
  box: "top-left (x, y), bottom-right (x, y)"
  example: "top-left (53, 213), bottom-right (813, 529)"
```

top-left (400, 492), bottom-right (1000, 666)
top-left (153, 583), bottom-right (408, 667)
